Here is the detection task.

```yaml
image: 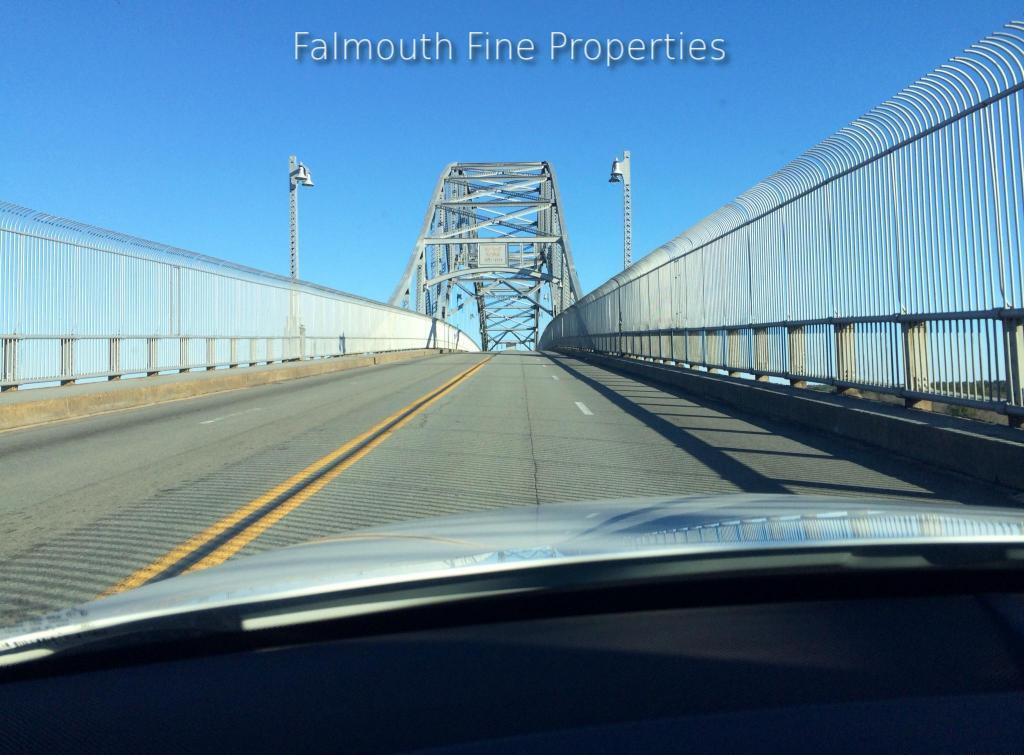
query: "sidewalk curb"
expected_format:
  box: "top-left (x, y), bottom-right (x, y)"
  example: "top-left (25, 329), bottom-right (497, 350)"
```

top-left (0, 349), bottom-right (451, 432)
top-left (553, 349), bottom-right (1024, 491)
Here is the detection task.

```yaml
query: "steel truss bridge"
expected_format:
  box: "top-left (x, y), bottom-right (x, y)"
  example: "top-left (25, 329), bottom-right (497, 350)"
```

top-left (389, 162), bottom-right (581, 351)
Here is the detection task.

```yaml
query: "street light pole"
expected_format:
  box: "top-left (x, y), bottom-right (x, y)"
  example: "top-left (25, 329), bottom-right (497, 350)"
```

top-left (609, 150), bottom-right (632, 270)
top-left (288, 155), bottom-right (314, 280)
top-left (287, 155), bottom-right (314, 361)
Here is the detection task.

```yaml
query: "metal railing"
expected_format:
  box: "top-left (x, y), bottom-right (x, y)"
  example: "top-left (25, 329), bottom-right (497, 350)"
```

top-left (540, 20), bottom-right (1024, 427)
top-left (0, 204), bottom-right (478, 390)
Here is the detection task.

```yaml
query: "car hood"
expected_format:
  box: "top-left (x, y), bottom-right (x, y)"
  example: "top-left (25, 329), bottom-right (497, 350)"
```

top-left (3, 493), bottom-right (1024, 652)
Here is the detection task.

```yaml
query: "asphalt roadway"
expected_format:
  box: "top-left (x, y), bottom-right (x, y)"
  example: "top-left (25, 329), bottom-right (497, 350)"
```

top-left (0, 351), bottom-right (1017, 625)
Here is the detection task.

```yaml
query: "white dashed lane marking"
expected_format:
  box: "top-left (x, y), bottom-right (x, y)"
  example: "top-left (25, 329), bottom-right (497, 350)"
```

top-left (199, 407), bottom-right (264, 425)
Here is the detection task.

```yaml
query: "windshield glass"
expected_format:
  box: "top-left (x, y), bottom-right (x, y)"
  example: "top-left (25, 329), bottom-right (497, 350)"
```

top-left (2, 2), bottom-right (1024, 636)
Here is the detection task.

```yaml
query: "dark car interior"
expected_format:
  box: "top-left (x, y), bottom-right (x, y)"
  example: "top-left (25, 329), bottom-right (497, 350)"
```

top-left (3, 552), bottom-right (1024, 753)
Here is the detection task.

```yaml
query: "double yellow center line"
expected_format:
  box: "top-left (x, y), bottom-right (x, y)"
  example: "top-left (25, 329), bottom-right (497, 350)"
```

top-left (102, 356), bottom-right (492, 596)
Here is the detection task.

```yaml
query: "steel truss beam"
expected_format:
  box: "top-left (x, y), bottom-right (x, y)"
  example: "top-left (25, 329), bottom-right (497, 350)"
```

top-left (390, 162), bottom-right (581, 351)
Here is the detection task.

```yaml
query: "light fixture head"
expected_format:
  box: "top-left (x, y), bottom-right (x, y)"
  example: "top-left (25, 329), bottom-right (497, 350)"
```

top-left (291, 163), bottom-right (314, 187)
top-left (609, 158), bottom-right (624, 183)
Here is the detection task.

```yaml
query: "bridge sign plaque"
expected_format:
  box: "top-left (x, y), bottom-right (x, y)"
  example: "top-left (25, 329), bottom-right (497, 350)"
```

top-left (477, 242), bottom-right (508, 267)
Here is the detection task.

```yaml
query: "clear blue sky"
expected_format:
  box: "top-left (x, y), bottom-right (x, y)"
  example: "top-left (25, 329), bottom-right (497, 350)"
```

top-left (1, 0), bottom-right (1020, 302)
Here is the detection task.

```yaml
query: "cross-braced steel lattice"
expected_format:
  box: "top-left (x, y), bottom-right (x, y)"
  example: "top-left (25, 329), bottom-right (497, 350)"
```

top-left (390, 162), bottom-right (580, 351)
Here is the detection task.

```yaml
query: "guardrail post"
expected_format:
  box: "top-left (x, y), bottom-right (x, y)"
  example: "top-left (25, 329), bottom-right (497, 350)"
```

top-left (1003, 317), bottom-right (1023, 428)
top-left (686, 330), bottom-right (699, 366)
top-left (59, 338), bottom-right (75, 386)
top-left (229, 338), bottom-right (239, 368)
top-left (1, 337), bottom-right (18, 391)
top-left (266, 338), bottom-right (274, 363)
top-left (902, 322), bottom-right (931, 411)
top-left (727, 329), bottom-right (743, 377)
top-left (179, 337), bottom-right (189, 373)
top-left (754, 328), bottom-right (770, 381)
top-left (147, 337), bottom-right (158, 376)
top-left (249, 337), bottom-right (257, 365)
top-left (108, 337), bottom-right (121, 380)
top-left (205, 338), bottom-right (216, 370)
top-left (835, 323), bottom-right (859, 396)
top-left (708, 330), bottom-right (724, 374)
top-left (787, 326), bottom-right (806, 388)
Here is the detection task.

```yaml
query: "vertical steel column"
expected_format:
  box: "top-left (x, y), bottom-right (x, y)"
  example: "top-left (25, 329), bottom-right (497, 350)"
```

top-left (902, 321), bottom-right (931, 410)
top-left (787, 326), bottom-right (807, 388)
top-left (1002, 317), bottom-right (1023, 428)
top-left (178, 337), bottom-right (189, 373)
top-left (754, 328), bottom-right (770, 381)
top-left (672, 330), bottom-right (685, 366)
top-left (727, 329), bottom-right (743, 376)
top-left (147, 337), bottom-right (158, 377)
top-left (59, 338), bottom-right (75, 386)
top-left (430, 204), bottom-right (444, 319)
top-left (706, 330), bottom-right (720, 371)
top-left (1, 337), bottom-right (18, 391)
top-left (205, 338), bottom-right (216, 370)
top-left (688, 330), bottom-right (700, 365)
top-left (415, 256), bottom-right (425, 314)
top-left (108, 337), bottom-right (121, 380)
top-left (835, 323), bottom-right (859, 396)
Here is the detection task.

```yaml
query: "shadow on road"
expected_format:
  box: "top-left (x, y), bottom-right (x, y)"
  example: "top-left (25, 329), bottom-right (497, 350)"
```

top-left (547, 354), bottom-right (1012, 507)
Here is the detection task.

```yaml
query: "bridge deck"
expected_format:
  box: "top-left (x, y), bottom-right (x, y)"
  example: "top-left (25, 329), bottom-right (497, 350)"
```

top-left (0, 351), bottom-right (1016, 624)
